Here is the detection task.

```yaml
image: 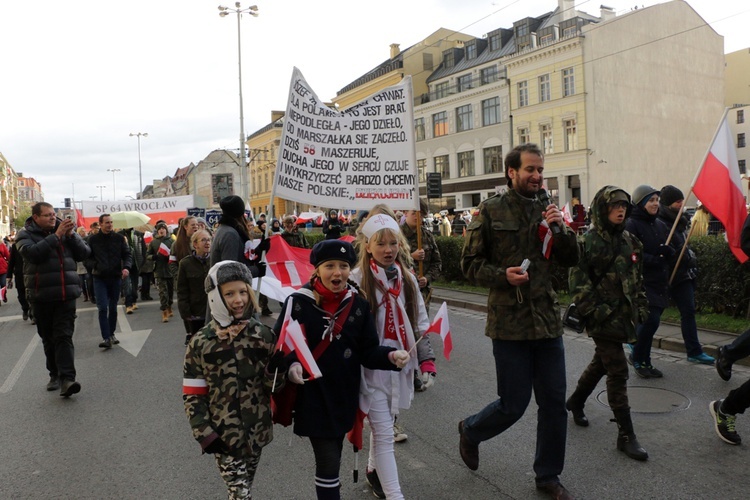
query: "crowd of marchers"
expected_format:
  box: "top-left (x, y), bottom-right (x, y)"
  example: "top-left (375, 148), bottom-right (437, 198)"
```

top-left (4, 143), bottom-right (750, 500)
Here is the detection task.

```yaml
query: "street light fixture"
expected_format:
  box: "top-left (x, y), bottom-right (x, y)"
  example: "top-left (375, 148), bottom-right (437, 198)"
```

top-left (96, 185), bottom-right (106, 201)
top-left (218, 2), bottom-right (259, 204)
top-left (107, 169), bottom-right (121, 200)
top-left (129, 132), bottom-right (148, 198)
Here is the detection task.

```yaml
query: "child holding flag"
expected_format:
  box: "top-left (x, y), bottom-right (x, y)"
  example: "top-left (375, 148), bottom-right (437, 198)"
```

top-left (352, 213), bottom-right (431, 500)
top-left (183, 261), bottom-right (287, 500)
top-left (273, 240), bottom-right (408, 500)
top-left (147, 222), bottom-right (174, 323)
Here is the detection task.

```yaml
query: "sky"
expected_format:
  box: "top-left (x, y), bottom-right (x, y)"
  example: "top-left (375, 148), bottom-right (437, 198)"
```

top-left (1, 0), bottom-right (748, 207)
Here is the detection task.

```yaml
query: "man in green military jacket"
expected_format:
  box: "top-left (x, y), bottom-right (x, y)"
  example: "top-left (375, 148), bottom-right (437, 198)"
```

top-left (457, 143), bottom-right (579, 500)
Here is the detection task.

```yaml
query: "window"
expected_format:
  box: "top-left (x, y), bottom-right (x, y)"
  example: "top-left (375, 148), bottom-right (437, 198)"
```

top-left (541, 123), bottom-right (553, 154)
top-left (458, 151), bottom-right (475, 177)
top-left (563, 67), bottom-right (575, 97)
top-left (466, 44), bottom-right (477, 60)
top-left (482, 97), bottom-right (500, 126)
top-left (415, 118), bottom-right (425, 141)
top-left (434, 81), bottom-right (449, 100)
top-left (739, 159), bottom-right (746, 175)
top-left (516, 24), bottom-right (529, 37)
top-left (423, 53), bottom-right (434, 71)
top-left (435, 155), bottom-right (450, 179)
top-left (443, 50), bottom-right (455, 68)
top-left (456, 105), bottom-right (473, 132)
top-left (417, 158), bottom-right (427, 183)
top-left (433, 111), bottom-right (448, 137)
top-left (564, 119), bottom-right (578, 151)
top-left (518, 81), bottom-right (528, 107)
top-left (739, 133), bottom-right (746, 148)
top-left (483, 146), bottom-right (503, 174)
top-left (481, 66), bottom-right (499, 85)
top-left (738, 110), bottom-right (745, 124)
top-left (488, 33), bottom-right (501, 51)
top-left (539, 74), bottom-right (551, 102)
top-left (264, 172), bottom-right (269, 193)
top-left (563, 26), bottom-right (577, 37)
top-left (539, 33), bottom-right (554, 45)
top-left (458, 74), bottom-right (473, 92)
top-left (518, 127), bottom-right (530, 145)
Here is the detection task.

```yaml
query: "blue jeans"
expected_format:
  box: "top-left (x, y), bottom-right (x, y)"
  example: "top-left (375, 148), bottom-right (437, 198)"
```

top-left (94, 276), bottom-right (121, 340)
top-left (633, 306), bottom-right (664, 365)
top-left (670, 280), bottom-right (703, 357)
top-left (463, 337), bottom-right (567, 484)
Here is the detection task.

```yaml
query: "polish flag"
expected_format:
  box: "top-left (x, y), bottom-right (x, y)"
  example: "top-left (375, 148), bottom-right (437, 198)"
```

top-left (158, 242), bottom-right (170, 257)
top-left (75, 209), bottom-right (86, 229)
top-left (423, 301), bottom-right (453, 361)
top-left (275, 301), bottom-right (323, 379)
top-left (144, 232), bottom-right (153, 245)
top-left (0, 286), bottom-right (6, 303)
top-left (182, 377), bottom-right (208, 396)
top-left (561, 203), bottom-right (574, 227)
top-left (538, 220), bottom-right (553, 259)
top-left (254, 237), bottom-right (314, 302)
top-left (692, 115), bottom-right (748, 263)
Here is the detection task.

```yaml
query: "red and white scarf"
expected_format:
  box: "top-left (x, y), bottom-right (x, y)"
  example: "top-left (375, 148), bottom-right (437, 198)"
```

top-left (369, 259), bottom-right (413, 351)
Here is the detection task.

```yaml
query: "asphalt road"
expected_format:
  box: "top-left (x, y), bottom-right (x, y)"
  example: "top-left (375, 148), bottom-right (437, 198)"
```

top-left (0, 296), bottom-right (748, 499)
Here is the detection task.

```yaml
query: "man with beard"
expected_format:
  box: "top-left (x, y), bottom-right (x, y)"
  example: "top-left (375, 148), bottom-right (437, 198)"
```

top-left (457, 144), bottom-right (579, 500)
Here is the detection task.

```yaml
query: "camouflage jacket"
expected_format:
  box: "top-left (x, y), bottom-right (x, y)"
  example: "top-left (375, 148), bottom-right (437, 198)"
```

top-left (280, 229), bottom-right (309, 249)
top-left (146, 235), bottom-right (173, 278)
top-left (461, 189), bottom-right (579, 340)
top-left (401, 223), bottom-right (442, 290)
top-left (183, 317), bottom-right (281, 457)
top-left (569, 186), bottom-right (648, 343)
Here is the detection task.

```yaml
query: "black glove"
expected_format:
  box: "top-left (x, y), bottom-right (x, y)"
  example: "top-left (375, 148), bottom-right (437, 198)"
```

top-left (203, 437), bottom-right (226, 455)
top-left (266, 350), bottom-right (288, 373)
top-left (253, 261), bottom-right (266, 278)
top-left (658, 244), bottom-right (676, 259)
top-left (255, 237), bottom-right (271, 254)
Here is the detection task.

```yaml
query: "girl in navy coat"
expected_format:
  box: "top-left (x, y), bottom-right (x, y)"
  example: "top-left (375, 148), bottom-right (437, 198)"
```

top-left (274, 240), bottom-right (408, 500)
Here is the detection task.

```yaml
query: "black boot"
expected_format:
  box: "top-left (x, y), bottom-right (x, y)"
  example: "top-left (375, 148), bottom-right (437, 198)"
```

top-left (565, 397), bottom-right (589, 427)
top-left (613, 409), bottom-right (648, 461)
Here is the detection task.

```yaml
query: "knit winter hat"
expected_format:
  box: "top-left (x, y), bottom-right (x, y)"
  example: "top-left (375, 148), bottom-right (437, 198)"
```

top-left (659, 185), bottom-right (684, 206)
top-left (220, 195), bottom-right (246, 218)
top-left (155, 222), bottom-right (168, 232)
top-left (310, 240), bottom-right (356, 267)
top-left (205, 261), bottom-right (254, 327)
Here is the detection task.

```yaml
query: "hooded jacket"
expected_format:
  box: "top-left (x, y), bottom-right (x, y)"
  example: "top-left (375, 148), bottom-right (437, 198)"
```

top-left (625, 204), bottom-right (670, 308)
top-left (15, 217), bottom-right (91, 303)
top-left (657, 204), bottom-right (697, 285)
top-left (569, 186), bottom-right (648, 343)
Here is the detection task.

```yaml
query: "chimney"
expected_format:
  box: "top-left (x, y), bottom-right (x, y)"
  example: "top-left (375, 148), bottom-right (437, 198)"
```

top-left (600, 5), bottom-right (616, 22)
top-left (390, 43), bottom-right (401, 59)
top-left (560, 0), bottom-right (576, 21)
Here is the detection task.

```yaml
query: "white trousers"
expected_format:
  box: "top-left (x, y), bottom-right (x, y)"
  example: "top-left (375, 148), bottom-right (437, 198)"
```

top-left (367, 388), bottom-right (403, 499)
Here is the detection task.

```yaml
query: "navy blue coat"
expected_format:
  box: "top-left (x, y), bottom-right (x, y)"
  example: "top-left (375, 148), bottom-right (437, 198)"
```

top-left (273, 285), bottom-right (395, 438)
top-left (625, 205), bottom-right (670, 309)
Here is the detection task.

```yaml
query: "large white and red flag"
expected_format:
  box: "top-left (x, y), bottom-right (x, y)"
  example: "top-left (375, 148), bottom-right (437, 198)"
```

top-left (275, 300), bottom-right (323, 379)
top-left (692, 113), bottom-right (748, 263)
top-left (254, 236), bottom-right (315, 302)
top-left (423, 301), bottom-right (453, 361)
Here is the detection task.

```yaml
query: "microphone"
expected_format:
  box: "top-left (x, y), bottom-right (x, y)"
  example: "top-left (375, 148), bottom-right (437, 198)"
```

top-left (538, 189), bottom-right (561, 235)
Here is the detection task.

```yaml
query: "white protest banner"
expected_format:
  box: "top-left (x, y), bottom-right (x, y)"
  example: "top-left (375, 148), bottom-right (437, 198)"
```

top-left (274, 67), bottom-right (419, 211)
top-left (80, 195), bottom-right (195, 227)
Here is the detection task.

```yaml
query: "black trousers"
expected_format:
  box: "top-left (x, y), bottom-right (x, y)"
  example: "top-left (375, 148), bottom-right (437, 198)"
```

top-left (309, 436), bottom-right (343, 477)
top-left (32, 299), bottom-right (77, 381)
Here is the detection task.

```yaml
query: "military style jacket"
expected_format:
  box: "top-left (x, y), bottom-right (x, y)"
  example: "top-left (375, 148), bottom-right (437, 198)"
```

top-left (280, 229), bottom-right (309, 249)
top-left (461, 189), bottom-right (579, 341)
top-left (569, 186), bottom-right (648, 344)
top-left (146, 235), bottom-right (173, 278)
top-left (183, 317), bottom-right (280, 457)
top-left (401, 223), bottom-right (442, 293)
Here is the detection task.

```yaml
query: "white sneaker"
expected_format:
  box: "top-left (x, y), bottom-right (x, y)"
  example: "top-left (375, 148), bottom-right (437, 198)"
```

top-left (393, 423), bottom-right (408, 443)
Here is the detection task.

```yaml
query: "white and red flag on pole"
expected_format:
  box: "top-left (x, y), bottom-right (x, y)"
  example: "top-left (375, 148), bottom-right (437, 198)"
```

top-left (275, 300), bottom-right (323, 380)
top-left (144, 231), bottom-right (153, 245)
top-left (538, 220), bottom-right (553, 259)
top-left (158, 242), bottom-right (170, 257)
top-left (423, 301), bottom-right (453, 361)
top-left (561, 202), bottom-right (574, 227)
top-left (254, 237), bottom-right (315, 302)
top-left (692, 111), bottom-right (748, 263)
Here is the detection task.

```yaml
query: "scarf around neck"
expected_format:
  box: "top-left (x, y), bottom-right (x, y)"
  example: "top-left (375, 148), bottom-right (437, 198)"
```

top-left (369, 259), bottom-right (412, 350)
top-left (215, 320), bottom-right (249, 342)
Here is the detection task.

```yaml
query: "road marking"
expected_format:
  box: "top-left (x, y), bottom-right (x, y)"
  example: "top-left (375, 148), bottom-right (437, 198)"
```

top-left (115, 305), bottom-right (152, 357)
top-left (0, 335), bottom-right (40, 394)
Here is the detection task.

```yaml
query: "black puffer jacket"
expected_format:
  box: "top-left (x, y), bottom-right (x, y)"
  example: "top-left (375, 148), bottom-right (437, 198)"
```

top-left (15, 217), bottom-right (90, 303)
top-left (625, 205), bottom-right (670, 308)
top-left (657, 205), bottom-right (697, 285)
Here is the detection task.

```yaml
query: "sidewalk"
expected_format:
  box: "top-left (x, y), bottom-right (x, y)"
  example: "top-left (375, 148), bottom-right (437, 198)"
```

top-left (431, 286), bottom-right (750, 367)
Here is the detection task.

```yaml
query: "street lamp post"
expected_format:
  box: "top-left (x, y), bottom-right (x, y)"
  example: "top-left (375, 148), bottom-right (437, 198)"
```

top-left (129, 132), bottom-right (148, 198)
top-left (96, 185), bottom-right (106, 201)
top-left (107, 169), bottom-right (121, 200)
top-left (219, 3), bottom-right (259, 204)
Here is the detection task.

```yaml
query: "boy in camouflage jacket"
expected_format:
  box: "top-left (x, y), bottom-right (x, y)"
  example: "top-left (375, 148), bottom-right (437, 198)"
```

top-left (183, 261), bottom-right (286, 499)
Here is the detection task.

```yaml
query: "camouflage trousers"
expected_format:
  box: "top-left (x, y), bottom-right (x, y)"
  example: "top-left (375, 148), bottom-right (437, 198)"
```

top-left (156, 278), bottom-right (174, 311)
top-left (569, 338), bottom-right (630, 411)
top-left (214, 450), bottom-right (262, 500)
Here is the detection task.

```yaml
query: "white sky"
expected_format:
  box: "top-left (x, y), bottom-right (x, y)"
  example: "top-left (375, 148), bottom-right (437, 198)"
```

top-left (1, 0), bottom-right (747, 207)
